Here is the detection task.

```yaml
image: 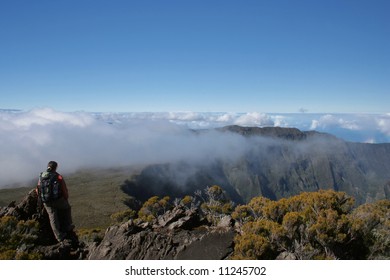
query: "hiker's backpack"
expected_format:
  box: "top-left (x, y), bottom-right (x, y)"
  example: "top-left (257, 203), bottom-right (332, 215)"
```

top-left (39, 171), bottom-right (62, 203)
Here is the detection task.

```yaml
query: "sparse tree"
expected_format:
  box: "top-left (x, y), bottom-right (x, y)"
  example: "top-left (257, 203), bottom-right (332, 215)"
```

top-left (199, 185), bottom-right (234, 225)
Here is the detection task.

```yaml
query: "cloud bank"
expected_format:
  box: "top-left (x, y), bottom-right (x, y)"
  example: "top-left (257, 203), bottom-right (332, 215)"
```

top-left (1, 108), bottom-right (389, 187)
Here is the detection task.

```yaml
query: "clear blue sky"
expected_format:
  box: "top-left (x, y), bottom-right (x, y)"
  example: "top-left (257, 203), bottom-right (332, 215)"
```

top-left (0, 0), bottom-right (389, 113)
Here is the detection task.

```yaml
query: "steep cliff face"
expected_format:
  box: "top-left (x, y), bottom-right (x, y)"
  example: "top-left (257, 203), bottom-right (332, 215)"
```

top-left (125, 126), bottom-right (390, 204)
top-left (220, 138), bottom-right (390, 204)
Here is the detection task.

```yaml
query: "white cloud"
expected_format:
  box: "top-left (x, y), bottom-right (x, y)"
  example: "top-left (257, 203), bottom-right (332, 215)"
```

top-left (310, 114), bottom-right (360, 131)
top-left (310, 119), bottom-right (320, 130)
top-left (377, 114), bottom-right (390, 136)
top-left (0, 109), bottom-right (249, 187)
top-left (0, 108), bottom-right (389, 187)
top-left (308, 113), bottom-right (390, 143)
top-left (234, 112), bottom-right (274, 127)
top-left (7, 107), bottom-right (93, 129)
top-left (271, 115), bottom-right (288, 127)
top-left (364, 138), bottom-right (376, 144)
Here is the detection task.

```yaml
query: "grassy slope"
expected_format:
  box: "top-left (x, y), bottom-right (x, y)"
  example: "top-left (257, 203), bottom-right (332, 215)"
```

top-left (0, 167), bottom-right (139, 229)
top-left (0, 186), bottom-right (32, 207)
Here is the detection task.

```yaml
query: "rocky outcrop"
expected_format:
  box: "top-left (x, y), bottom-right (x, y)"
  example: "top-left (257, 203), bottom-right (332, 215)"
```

top-left (2, 190), bottom-right (236, 260)
top-left (0, 189), bottom-right (39, 220)
top-left (0, 189), bottom-right (81, 259)
top-left (87, 207), bottom-right (235, 260)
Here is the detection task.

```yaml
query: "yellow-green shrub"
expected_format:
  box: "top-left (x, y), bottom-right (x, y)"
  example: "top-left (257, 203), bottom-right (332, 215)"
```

top-left (232, 190), bottom-right (368, 260)
top-left (0, 216), bottom-right (40, 260)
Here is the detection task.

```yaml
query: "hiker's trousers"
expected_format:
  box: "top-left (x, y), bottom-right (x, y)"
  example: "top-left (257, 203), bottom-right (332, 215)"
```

top-left (44, 197), bottom-right (73, 242)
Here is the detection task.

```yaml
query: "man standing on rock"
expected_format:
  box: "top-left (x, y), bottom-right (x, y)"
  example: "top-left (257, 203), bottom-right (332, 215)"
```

top-left (36, 161), bottom-right (74, 243)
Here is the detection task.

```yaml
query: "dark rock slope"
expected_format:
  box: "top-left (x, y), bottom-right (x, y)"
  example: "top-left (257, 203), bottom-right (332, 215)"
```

top-left (87, 207), bottom-right (235, 260)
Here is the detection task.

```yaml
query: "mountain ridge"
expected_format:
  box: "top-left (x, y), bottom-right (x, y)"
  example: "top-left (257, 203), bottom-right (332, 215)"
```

top-left (218, 125), bottom-right (335, 140)
top-left (126, 125), bottom-right (390, 205)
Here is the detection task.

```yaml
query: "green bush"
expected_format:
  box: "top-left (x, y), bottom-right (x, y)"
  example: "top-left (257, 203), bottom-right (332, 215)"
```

top-left (349, 199), bottom-right (390, 259)
top-left (232, 190), bottom-right (389, 260)
top-left (0, 216), bottom-right (40, 260)
top-left (137, 196), bottom-right (172, 223)
top-left (110, 209), bottom-right (137, 224)
top-left (77, 227), bottom-right (105, 244)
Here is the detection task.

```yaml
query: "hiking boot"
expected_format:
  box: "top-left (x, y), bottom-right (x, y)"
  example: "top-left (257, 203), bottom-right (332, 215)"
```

top-left (57, 232), bottom-right (67, 243)
top-left (59, 239), bottom-right (72, 248)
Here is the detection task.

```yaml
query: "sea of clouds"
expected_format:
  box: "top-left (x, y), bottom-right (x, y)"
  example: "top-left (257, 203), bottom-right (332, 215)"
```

top-left (1, 108), bottom-right (389, 187)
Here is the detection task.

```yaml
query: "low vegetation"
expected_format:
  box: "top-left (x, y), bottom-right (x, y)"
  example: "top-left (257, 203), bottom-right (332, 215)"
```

top-left (112, 187), bottom-right (389, 259)
top-left (103, 187), bottom-right (389, 259)
top-left (231, 190), bottom-right (390, 259)
top-left (0, 216), bottom-right (41, 259)
top-left (1, 185), bottom-right (388, 260)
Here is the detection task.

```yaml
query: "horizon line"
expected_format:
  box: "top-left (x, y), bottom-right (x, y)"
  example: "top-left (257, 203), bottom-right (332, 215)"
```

top-left (1, 108), bottom-right (389, 115)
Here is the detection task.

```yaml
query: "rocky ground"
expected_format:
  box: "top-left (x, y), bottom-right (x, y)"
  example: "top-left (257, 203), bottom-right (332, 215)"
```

top-left (0, 190), bottom-right (235, 260)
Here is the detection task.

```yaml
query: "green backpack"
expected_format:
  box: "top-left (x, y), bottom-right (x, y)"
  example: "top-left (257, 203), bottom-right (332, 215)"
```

top-left (39, 171), bottom-right (61, 202)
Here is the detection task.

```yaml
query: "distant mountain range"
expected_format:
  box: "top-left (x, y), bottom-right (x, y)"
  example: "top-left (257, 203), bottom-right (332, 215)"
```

top-left (124, 125), bottom-right (390, 205)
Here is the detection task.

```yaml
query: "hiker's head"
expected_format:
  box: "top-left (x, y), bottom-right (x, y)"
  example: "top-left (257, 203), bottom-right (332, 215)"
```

top-left (47, 161), bottom-right (58, 172)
